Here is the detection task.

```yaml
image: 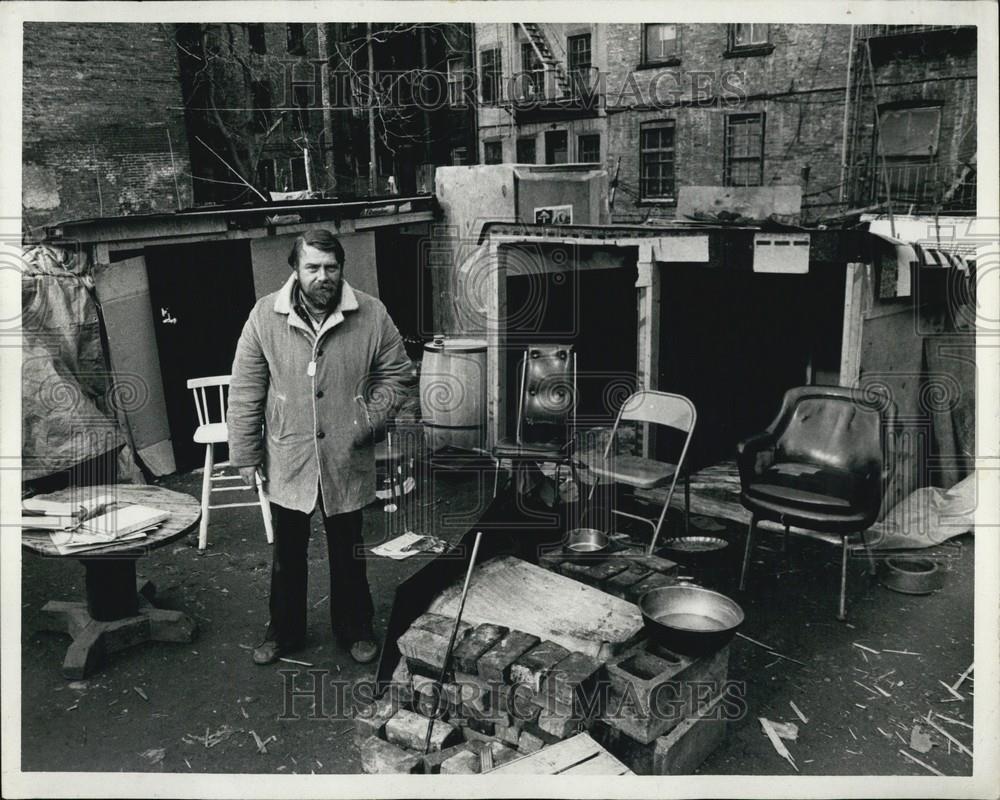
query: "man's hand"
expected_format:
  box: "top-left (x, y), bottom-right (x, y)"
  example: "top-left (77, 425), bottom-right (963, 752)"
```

top-left (239, 466), bottom-right (264, 487)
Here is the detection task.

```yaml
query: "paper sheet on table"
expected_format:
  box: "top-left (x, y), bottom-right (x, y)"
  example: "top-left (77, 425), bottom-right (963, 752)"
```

top-left (370, 531), bottom-right (448, 560)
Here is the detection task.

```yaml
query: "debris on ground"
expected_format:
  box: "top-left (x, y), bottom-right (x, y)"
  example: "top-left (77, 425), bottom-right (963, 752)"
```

top-left (899, 748), bottom-right (943, 776)
top-left (139, 748), bottom-right (166, 765)
top-left (759, 717), bottom-right (798, 771)
top-left (133, 687), bottom-right (149, 702)
top-left (183, 725), bottom-right (241, 749)
top-left (789, 701), bottom-right (808, 724)
top-left (909, 725), bottom-right (933, 753)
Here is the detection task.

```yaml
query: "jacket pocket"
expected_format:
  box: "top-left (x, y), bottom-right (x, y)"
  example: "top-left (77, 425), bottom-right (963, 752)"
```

top-left (352, 395), bottom-right (374, 448)
top-left (265, 393), bottom-right (288, 441)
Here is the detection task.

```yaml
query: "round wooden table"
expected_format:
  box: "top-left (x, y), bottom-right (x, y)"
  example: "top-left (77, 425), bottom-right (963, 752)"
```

top-left (22, 485), bottom-right (201, 679)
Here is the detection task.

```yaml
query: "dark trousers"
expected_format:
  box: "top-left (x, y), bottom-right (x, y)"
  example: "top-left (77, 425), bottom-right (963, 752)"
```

top-left (265, 502), bottom-right (375, 648)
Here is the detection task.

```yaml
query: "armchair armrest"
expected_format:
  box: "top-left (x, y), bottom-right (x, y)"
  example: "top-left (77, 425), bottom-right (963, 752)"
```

top-left (736, 431), bottom-right (778, 492)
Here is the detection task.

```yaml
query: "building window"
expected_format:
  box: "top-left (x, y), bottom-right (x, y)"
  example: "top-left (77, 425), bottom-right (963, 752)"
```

top-left (545, 130), bottom-right (568, 164)
top-left (450, 147), bottom-right (469, 166)
top-left (520, 42), bottom-right (545, 99)
top-left (724, 113), bottom-right (765, 186)
top-left (643, 24), bottom-right (679, 64)
top-left (517, 137), bottom-right (537, 163)
top-left (247, 24), bottom-right (266, 55)
top-left (480, 48), bottom-right (501, 104)
top-left (726, 24), bottom-right (773, 56)
top-left (877, 104), bottom-right (942, 158)
top-left (567, 33), bottom-right (592, 96)
top-left (286, 23), bottom-right (305, 55)
top-left (578, 133), bottom-right (600, 163)
top-left (448, 57), bottom-right (467, 107)
top-left (640, 121), bottom-right (676, 200)
top-left (484, 140), bottom-right (503, 164)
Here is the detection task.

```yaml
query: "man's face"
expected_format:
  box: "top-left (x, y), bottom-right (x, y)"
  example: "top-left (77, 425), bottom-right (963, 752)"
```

top-left (294, 243), bottom-right (343, 310)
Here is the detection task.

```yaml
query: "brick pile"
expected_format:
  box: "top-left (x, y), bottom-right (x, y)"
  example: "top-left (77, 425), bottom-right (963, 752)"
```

top-left (538, 545), bottom-right (680, 602)
top-left (355, 611), bottom-right (604, 774)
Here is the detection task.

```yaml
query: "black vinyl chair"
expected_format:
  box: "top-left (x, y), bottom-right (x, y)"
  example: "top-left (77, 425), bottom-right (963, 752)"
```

top-left (492, 344), bottom-right (578, 498)
top-left (737, 386), bottom-right (895, 620)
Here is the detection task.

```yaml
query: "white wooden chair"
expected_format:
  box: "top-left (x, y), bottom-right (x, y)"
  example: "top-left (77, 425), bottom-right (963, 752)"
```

top-left (187, 375), bottom-right (274, 551)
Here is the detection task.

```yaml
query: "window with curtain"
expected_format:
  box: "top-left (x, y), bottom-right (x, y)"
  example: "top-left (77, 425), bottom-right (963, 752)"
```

top-left (448, 57), bottom-right (467, 107)
top-left (484, 140), bottom-right (503, 164)
top-left (568, 33), bottom-right (592, 96)
top-left (643, 24), bottom-right (679, 63)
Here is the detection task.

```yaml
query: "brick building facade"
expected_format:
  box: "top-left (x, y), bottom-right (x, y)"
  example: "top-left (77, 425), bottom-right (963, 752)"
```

top-left (471, 22), bottom-right (977, 223)
top-left (22, 23), bottom-right (193, 236)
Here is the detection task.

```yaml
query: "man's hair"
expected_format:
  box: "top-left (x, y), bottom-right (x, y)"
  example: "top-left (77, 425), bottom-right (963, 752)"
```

top-left (288, 229), bottom-right (346, 269)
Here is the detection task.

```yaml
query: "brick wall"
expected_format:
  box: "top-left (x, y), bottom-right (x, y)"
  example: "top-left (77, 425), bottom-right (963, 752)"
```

top-left (22, 23), bottom-right (193, 235)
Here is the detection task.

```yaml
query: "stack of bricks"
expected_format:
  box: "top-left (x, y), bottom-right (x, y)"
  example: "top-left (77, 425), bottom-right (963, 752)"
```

top-left (538, 544), bottom-right (681, 603)
top-left (355, 612), bottom-right (604, 774)
top-left (591, 642), bottom-right (733, 775)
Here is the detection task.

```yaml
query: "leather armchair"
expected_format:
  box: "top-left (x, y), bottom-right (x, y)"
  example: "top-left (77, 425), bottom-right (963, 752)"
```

top-left (737, 386), bottom-right (895, 619)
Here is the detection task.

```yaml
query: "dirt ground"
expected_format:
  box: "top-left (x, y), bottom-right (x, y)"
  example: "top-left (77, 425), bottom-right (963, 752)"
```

top-left (20, 466), bottom-right (974, 776)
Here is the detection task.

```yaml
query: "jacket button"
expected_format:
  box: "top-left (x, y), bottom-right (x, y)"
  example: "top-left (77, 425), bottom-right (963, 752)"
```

top-left (317, 431), bottom-right (325, 439)
top-left (316, 390), bottom-right (324, 398)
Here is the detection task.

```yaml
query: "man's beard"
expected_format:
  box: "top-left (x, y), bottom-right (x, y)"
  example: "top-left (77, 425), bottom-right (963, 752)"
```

top-left (303, 280), bottom-right (342, 312)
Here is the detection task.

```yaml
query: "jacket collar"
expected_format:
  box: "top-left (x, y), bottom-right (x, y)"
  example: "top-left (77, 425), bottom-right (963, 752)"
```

top-left (273, 274), bottom-right (359, 337)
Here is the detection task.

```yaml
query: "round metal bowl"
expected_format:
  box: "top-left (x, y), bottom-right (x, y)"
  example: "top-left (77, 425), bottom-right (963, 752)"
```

top-left (880, 557), bottom-right (943, 595)
top-left (564, 527), bottom-right (609, 555)
top-left (638, 584), bottom-right (745, 656)
top-left (662, 536), bottom-right (729, 554)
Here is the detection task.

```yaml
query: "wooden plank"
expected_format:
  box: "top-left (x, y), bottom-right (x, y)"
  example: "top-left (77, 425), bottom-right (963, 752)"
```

top-left (429, 556), bottom-right (644, 661)
top-left (839, 261), bottom-right (865, 387)
top-left (487, 732), bottom-right (601, 774)
top-left (559, 750), bottom-right (633, 775)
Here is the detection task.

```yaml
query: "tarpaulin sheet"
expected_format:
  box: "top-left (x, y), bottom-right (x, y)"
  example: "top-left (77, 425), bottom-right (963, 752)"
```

top-left (21, 245), bottom-right (124, 480)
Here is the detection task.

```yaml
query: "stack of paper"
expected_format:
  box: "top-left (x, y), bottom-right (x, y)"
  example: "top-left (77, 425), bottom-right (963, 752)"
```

top-left (44, 504), bottom-right (170, 555)
top-left (18, 495), bottom-right (114, 531)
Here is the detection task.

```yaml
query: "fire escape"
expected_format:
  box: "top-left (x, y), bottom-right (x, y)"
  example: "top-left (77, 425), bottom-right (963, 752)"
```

top-left (842, 25), bottom-right (977, 216)
top-left (511, 23), bottom-right (598, 123)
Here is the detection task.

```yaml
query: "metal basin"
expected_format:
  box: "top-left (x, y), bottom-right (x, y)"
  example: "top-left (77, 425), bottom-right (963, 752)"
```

top-left (564, 527), bottom-right (609, 555)
top-left (880, 557), bottom-right (943, 595)
top-left (639, 584), bottom-right (744, 656)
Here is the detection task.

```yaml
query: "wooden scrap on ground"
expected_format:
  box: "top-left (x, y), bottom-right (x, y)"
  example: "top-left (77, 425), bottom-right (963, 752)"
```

top-left (852, 643), bottom-right (880, 655)
top-left (899, 748), bottom-right (944, 776)
top-left (950, 663), bottom-right (974, 692)
top-left (925, 717), bottom-right (972, 758)
top-left (789, 701), bottom-right (808, 724)
top-left (251, 730), bottom-right (267, 754)
top-left (933, 712), bottom-right (972, 730)
top-left (133, 687), bottom-right (149, 702)
top-left (759, 718), bottom-right (798, 772)
top-left (938, 680), bottom-right (965, 701)
top-left (882, 649), bottom-right (921, 655)
top-left (279, 657), bottom-right (314, 667)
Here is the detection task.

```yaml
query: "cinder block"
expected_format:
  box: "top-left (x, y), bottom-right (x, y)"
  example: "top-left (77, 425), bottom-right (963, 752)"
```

top-left (420, 740), bottom-right (476, 774)
top-left (537, 706), bottom-right (582, 739)
top-left (593, 690), bottom-right (729, 775)
top-left (399, 624), bottom-right (472, 677)
top-left (603, 644), bottom-right (729, 744)
top-left (411, 673), bottom-right (447, 718)
top-left (605, 563), bottom-right (652, 594)
top-left (495, 723), bottom-right (522, 746)
top-left (478, 630), bottom-right (540, 683)
top-left (385, 708), bottom-right (459, 752)
top-left (453, 623), bottom-right (508, 674)
top-left (360, 735), bottom-right (422, 774)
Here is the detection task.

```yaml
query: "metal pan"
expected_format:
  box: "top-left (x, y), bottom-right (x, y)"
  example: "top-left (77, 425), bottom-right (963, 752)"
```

top-left (564, 527), bottom-right (609, 556)
top-left (638, 584), bottom-right (744, 656)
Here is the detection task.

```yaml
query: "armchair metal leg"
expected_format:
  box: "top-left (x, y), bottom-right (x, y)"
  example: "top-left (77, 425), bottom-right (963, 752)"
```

top-left (491, 457), bottom-right (502, 499)
top-left (739, 515), bottom-right (757, 591)
top-left (859, 528), bottom-right (877, 576)
top-left (838, 535), bottom-right (849, 621)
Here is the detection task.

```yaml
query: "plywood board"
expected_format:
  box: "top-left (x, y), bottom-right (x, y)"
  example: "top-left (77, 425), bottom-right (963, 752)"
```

top-left (488, 732), bottom-right (632, 775)
top-left (428, 556), bottom-right (644, 661)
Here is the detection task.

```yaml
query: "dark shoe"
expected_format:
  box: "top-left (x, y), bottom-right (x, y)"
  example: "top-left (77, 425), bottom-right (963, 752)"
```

top-left (350, 639), bottom-right (379, 664)
top-left (252, 640), bottom-right (284, 665)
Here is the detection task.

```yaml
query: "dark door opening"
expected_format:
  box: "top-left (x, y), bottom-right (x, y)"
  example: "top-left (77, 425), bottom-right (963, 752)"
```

top-left (545, 130), bottom-right (568, 164)
top-left (144, 240), bottom-right (257, 471)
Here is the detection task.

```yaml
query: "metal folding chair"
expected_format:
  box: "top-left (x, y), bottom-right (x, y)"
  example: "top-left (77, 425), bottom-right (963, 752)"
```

top-left (581, 390), bottom-right (696, 555)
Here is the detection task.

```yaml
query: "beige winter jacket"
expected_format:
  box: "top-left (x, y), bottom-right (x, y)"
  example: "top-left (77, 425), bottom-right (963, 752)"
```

top-left (227, 276), bottom-right (413, 515)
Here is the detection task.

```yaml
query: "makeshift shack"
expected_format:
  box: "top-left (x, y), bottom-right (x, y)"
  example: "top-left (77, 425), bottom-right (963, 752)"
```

top-left (39, 196), bottom-right (436, 476)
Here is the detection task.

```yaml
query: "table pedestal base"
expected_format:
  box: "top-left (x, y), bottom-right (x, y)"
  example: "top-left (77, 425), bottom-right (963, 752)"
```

top-left (40, 586), bottom-right (197, 679)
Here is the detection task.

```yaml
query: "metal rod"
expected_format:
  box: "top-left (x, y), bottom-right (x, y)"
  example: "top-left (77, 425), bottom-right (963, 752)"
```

top-left (422, 530), bottom-right (484, 754)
